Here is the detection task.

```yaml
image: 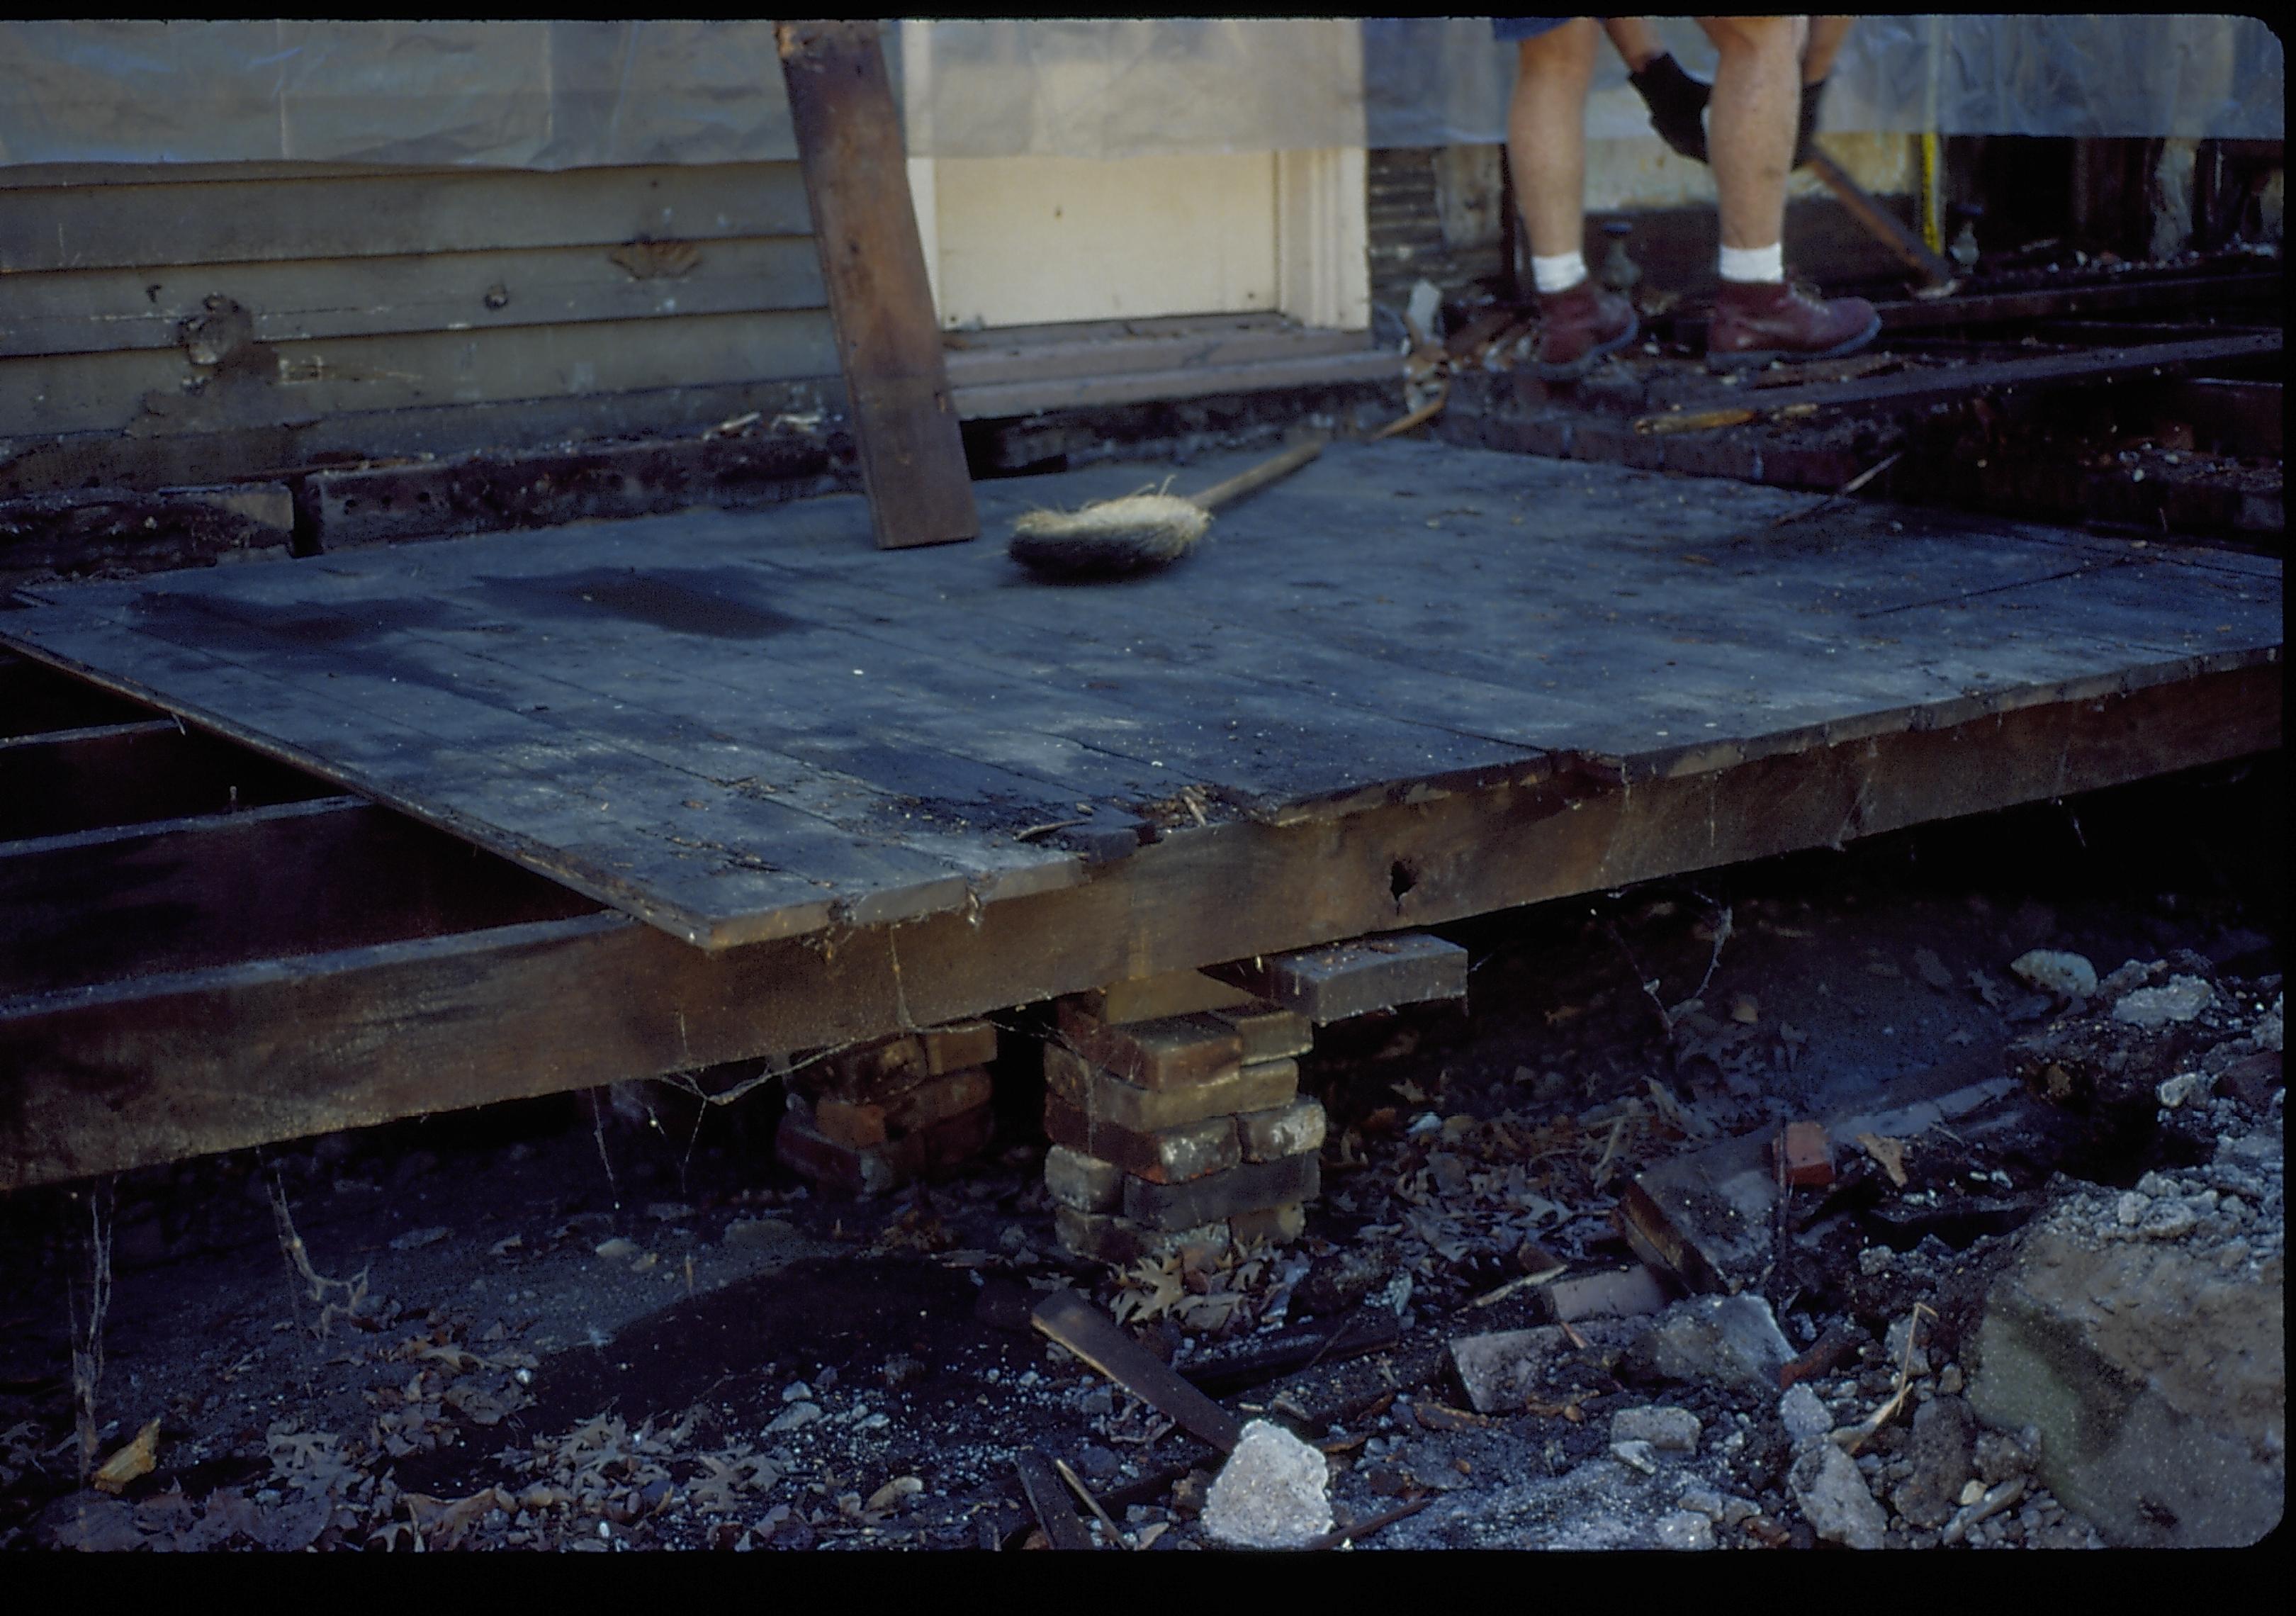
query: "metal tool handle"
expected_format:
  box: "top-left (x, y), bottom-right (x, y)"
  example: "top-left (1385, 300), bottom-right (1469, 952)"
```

top-left (1187, 439), bottom-right (1323, 515)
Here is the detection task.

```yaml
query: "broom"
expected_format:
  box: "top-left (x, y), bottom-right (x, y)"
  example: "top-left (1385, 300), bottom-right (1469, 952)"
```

top-left (1008, 439), bottom-right (1323, 578)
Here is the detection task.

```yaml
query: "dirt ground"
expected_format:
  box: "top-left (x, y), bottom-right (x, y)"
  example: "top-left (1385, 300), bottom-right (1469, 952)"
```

top-left (2, 755), bottom-right (2281, 1552)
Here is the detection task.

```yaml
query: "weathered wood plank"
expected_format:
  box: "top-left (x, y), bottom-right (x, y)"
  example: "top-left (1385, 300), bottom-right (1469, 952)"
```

top-left (1, 660), bottom-right (2275, 1187)
top-left (0, 651), bottom-right (155, 736)
top-left (779, 18), bottom-right (977, 549)
top-left (0, 237), bottom-right (828, 359)
top-left (0, 163), bottom-right (815, 274)
top-left (952, 348), bottom-right (1401, 421)
top-left (0, 796), bottom-right (598, 996)
top-left (0, 308), bottom-right (840, 437)
top-left (942, 324), bottom-right (1373, 391)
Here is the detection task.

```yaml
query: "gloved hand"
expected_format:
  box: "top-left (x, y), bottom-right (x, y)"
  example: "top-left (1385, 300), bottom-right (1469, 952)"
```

top-left (1794, 77), bottom-right (1828, 169)
top-left (1627, 52), bottom-right (1709, 164)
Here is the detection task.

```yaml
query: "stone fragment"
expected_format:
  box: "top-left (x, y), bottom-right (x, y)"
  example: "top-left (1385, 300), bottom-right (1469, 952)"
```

top-left (1970, 1200), bottom-right (2283, 1544)
top-left (1611, 1405), bottom-right (1701, 1453)
top-left (1122, 1152), bottom-right (1320, 1232)
top-left (1653, 1510), bottom-right (1716, 1549)
top-left (1884, 1311), bottom-right (1932, 1379)
top-left (1789, 1442), bottom-right (1889, 1549)
top-left (2010, 950), bottom-right (2098, 999)
top-left (1779, 1384), bottom-right (1833, 1448)
top-left (1451, 1327), bottom-right (1565, 1414)
top-left (2112, 975), bottom-right (2214, 1028)
top-left (1610, 1440), bottom-right (1659, 1476)
top-left (1889, 1393), bottom-right (1975, 1529)
top-left (1202, 1420), bottom-right (1333, 1548)
top-left (724, 1217), bottom-right (799, 1249)
top-left (1042, 1144), bottom-right (1123, 1213)
top-left (1548, 1264), bottom-right (1668, 1322)
top-left (2156, 1070), bottom-right (2210, 1109)
top-left (1235, 1098), bottom-right (1326, 1163)
top-left (1043, 1044), bottom-right (1297, 1131)
top-left (1638, 1294), bottom-right (1796, 1394)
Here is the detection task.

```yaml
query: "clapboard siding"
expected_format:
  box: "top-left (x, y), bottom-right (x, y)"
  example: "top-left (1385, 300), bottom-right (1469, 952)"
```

top-left (0, 237), bottom-right (826, 358)
top-left (0, 161), bottom-right (839, 476)
top-left (0, 164), bottom-right (815, 274)
top-left (3, 309), bottom-right (839, 437)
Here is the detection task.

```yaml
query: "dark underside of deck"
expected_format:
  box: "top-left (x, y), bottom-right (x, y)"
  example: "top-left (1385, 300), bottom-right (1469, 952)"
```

top-left (0, 438), bottom-right (2281, 1184)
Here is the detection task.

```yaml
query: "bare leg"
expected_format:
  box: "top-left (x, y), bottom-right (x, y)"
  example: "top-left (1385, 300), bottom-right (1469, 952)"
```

top-left (1803, 15), bottom-right (1852, 84)
top-left (1601, 17), bottom-right (1665, 73)
top-left (1696, 16), bottom-right (1806, 252)
top-left (1506, 19), bottom-right (1601, 262)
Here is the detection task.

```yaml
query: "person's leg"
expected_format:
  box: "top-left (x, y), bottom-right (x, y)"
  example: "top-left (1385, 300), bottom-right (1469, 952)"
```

top-left (1695, 14), bottom-right (1879, 367)
top-left (1802, 15), bottom-right (1852, 84)
top-left (1507, 19), bottom-right (1601, 263)
top-left (1601, 17), bottom-right (1663, 72)
top-left (1696, 15), bottom-right (1803, 252)
top-left (1504, 18), bottom-right (1639, 380)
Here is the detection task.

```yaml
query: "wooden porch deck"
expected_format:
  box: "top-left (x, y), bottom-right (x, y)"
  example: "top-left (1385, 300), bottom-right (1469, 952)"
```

top-left (1, 438), bottom-right (2280, 1183)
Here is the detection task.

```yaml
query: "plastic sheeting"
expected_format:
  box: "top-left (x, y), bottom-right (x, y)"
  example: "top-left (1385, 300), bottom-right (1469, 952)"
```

top-left (1366, 15), bottom-right (2284, 150)
top-left (0, 17), bottom-right (2281, 172)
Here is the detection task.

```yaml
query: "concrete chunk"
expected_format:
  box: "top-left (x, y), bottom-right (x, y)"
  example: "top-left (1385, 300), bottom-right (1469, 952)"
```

top-left (1203, 1420), bottom-right (1333, 1549)
top-left (1638, 1294), bottom-right (1796, 1394)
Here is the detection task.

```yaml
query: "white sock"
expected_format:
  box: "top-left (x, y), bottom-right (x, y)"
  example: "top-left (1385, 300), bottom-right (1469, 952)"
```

top-left (1718, 242), bottom-right (1784, 284)
top-left (1531, 251), bottom-right (1587, 295)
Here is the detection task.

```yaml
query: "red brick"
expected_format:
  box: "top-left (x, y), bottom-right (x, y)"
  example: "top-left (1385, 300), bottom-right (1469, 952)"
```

top-left (884, 1067), bottom-right (993, 1135)
top-left (921, 1021), bottom-right (998, 1076)
top-left (1054, 1002), bottom-right (1242, 1090)
top-left (1122, 1152), bottom-right (1321, 1232)
top-left (1773, 1121), bottom-right (1834, 1188)
top-left (814, 1097), bottom-right (889, 1150)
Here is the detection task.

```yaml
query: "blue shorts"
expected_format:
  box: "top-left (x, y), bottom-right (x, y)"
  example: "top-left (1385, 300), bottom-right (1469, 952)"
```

top-left (1492, 18), bottom-right (1577, 42)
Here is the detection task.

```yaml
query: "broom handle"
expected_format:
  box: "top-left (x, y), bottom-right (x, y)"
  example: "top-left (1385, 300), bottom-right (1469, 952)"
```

top-left (1188, 440), bottom-right (1323, 514)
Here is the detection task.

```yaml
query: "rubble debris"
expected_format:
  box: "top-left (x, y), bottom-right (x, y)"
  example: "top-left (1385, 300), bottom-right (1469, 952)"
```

top-left (1778, 1384), bottom-right (1833, 1448)
top-left (2009, 949), bottom-right (2098, 999)
top-left (1610, 1405), bottom-right (1701, 1454)
top-left (1548, 1264), bottom-right (1668, 1323)
top-left (1890, 1394), bottom-right (1976, 1530)
top-left (2110, 975), bottom-right (2214, 1028)
top-left (1202, 1420), bottom-right (1334, 1549)
top-left (1210, 933), bottom-right (1469, 1025)
top-left (1635, 1294), bottom-right (1796, 1395)
top-left (1789, 1442), bottom-right (1889, 1549)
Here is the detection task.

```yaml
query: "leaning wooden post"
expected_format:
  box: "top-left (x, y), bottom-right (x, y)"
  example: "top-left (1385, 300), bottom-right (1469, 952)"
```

top-left (777, 18), bottom-right (979, 549)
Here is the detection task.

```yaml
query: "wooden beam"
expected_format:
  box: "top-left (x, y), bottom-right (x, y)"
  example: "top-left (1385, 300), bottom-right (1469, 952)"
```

top-left (0, 797), bottom-right (597, 998)
top-left (777, 19), bottom-right (977, 550)
top-left (1871, 271), bottom-right (2282, 332)
top-left (1805, 152), bottom-right (1957, 291)
top-left (1, 657), bottom-right (2274, 1187)
top-left (0, 719), bottom-right (330, 841)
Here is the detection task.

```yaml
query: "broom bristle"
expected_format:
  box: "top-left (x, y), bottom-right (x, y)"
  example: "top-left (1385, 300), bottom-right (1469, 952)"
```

top-left (1008, 493), bottom-right (1210, 576)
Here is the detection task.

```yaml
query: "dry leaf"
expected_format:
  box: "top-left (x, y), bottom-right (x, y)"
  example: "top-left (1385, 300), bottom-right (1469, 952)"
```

top-left (91, 1418), bottom-right (160, 1494)
top-left (1856, 1132), bottom-right (1910, 1187)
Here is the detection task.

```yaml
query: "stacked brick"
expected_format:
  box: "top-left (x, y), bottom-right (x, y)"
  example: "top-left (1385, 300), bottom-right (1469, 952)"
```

top-left (1042, 983), bottom-right (1323, 1265)
top-left (775, 1021), bottom-right (999, 1195)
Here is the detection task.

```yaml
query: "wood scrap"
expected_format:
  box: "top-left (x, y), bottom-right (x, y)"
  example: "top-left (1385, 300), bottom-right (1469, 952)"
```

top-left (1031, 1289), bottom-right (1243, 1454)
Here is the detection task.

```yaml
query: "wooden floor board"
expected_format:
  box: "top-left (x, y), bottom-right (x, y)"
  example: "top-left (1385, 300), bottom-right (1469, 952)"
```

top-left (4, 439), bottom-right (2278, 951)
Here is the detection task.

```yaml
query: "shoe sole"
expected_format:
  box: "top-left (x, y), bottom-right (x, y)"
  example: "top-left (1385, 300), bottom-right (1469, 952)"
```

top-left (1535, 311), bottom-right (1641, 383)
top-left (1705, 309), bottom-right (1884, 374)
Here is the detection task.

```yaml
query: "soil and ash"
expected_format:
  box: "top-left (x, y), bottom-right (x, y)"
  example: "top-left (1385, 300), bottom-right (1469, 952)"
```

top-left (0, 762), bottom-right (2280, 1551)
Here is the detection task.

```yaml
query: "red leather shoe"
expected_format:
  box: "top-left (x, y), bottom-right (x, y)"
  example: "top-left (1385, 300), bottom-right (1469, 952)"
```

top-left (1706, 279), bottom-right (1881, 371)
top-left (1535, 279), bottom-right (1639, 381)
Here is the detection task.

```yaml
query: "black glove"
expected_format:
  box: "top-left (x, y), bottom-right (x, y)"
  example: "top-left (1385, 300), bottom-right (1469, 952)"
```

top-left (1794, 77), bottom-right (1827, 169)
top-left (1627, 52), bottom-right (1709, 164)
